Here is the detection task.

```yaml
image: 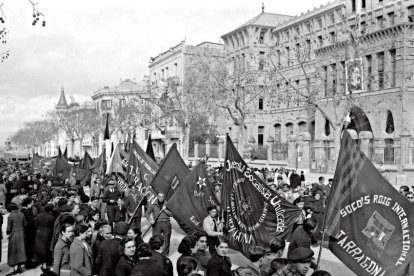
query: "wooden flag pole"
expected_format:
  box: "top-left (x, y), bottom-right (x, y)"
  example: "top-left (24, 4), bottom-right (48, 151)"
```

top-left (128, 196), bottom-right (146, 224)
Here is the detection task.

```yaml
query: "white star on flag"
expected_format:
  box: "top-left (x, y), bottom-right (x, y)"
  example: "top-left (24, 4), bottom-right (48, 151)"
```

top-left (196, 176), bottom-right (206, 190)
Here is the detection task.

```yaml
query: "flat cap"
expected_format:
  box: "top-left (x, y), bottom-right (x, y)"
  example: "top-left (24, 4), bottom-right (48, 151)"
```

top-left (288, 247), bottom-right (314, 263)
top-left (108, 180), bottom-right (116, 185)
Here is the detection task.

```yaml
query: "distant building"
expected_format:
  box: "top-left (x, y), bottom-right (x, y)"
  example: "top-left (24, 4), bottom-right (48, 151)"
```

top-left (218, 0), bottom-right (414, 186)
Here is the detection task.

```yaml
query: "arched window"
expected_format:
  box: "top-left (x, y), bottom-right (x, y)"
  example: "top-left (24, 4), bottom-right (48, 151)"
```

top-left (384, 138), bottom-right (394, 164)
top-left (309, 121), bottom-right (315, 141)
top-left (298, 121), bottom-right (307, 133)
top-left (385, 110), bottom-right (395, 134)
top-left (324, 119), bottom-right (331, 136)
top-left (274, 124), bottom-right (281, 143)
top-left (285, 123), bottom-right (293, 140)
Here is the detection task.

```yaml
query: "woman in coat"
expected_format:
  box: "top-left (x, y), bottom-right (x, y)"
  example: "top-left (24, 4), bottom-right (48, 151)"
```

top-left (206, 237), bottom-right (232, 276)
top-left (52, 223), bottom-right (74, 276)
top-left (34, 203), bottom-right (56, 269)
top-left (6, 202), bottom-right (26, 275)
top-left (115, 237), bottom-right (138, 276)
top-left (69, 224), bottom-right (93, 276)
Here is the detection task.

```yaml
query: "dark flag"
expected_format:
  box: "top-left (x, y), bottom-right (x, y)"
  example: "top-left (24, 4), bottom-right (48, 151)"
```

top-left (32, 154), bottom-right (56, 174)
top-left (124, 133), bottom-right (131, 153)
top-left (167, 161), bottom-right (219, 234)
top-left (73, 167), bottom-right (91, 187)
top-left (126, 141), bottom-right (159, 204)
top-left (54, 157), bottom-right (72, 179)
top-left (63, 147), bottom-right (68, 159)
top-left (106, 144), bottom-right (130, 191)
top-left (104, 113), bottom-right (110, 140)
top-left (146, 133), bottom-right (156, 162)
top-left (222, 135), bottom-right (301, 256)
top-left (90, 149), bottom-right (106, 175)
top-left (151, 143), bottom-right (190, 200)
top-left (325, 130), bottom-right (414, 276)
top-left (58, 146), bottom-right (63, 158)
top-left (79, 151), bottom-right (94, 170)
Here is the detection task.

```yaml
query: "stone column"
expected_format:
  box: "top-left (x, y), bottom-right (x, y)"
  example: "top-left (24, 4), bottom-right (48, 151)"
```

top-left (399, 129), bottom-right (411, 166)
top-left (359, 131), bottom-right (373, 157)
top-left (218, 139), bottom-right (224, 160)
top-left (299, 132), bottom-right (311, 170)
top-left (267, 136), bottom-right (275, 163)
top-left (194, 141), bottom-right (199, 159)
top-left (205, 138), bottom-right (211, 156)
top-left (288, 135), bottom-right (297, 169)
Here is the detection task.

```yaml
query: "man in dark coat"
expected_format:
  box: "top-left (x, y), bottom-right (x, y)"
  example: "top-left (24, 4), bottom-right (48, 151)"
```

top-left (21, 197), bottom-right (36, 268)
top-left (96, 221), bottom-right (128, 276)
top-left (102, 180), bottom-right (121, 229)
top-left (124, 185), bottom-right (146, 230)
top-left (130, 243), bottom-right (167, 276)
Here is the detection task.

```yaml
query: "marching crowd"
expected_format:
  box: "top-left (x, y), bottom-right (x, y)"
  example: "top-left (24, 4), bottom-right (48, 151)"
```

top-left (0, 159), bottom-right (352, 276)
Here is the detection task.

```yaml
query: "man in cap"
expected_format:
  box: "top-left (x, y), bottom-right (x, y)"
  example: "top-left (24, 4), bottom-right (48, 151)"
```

top-left (96, 221), bottom-right (129, 276)
top-left (124, 185), bottom-right (146, 231)
top-left (279, 247), bottom-right (314, 276)
top-left (212, 181), bottom-right (222, 205)
top-left (103, 180), bottom-right (121, 229)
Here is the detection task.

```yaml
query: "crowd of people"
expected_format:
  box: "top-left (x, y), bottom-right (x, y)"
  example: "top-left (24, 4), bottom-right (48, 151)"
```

top-left (0, 159), bottom-right (341, 276)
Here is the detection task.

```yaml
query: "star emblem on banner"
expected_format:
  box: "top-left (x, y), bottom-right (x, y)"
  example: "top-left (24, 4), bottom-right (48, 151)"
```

top-left (239, 197), bottom-right (253, 216)
top-left (196, 177), bottom-right (206, 190)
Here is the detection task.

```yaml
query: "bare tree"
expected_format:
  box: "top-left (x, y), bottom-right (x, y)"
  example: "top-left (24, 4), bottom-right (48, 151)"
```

top-left (10, 118), bottom-right (57, 148)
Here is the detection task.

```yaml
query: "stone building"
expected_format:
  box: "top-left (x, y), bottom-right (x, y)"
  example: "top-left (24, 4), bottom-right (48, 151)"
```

top-left (218, 0), bottom-right (414, 186)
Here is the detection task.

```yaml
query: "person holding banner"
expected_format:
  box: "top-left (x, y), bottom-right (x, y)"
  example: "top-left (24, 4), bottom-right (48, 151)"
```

top-left (103, 180), bottom-right (122, 229)
top-left (124, 185), bottom-right (146, 231)
top-left (203, 205), bottom-right (223, 254)
top-left (145, 192), bottom-right (173, 256)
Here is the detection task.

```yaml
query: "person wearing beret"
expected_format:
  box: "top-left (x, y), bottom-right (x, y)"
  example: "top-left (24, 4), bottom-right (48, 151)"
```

top-left (277, 247), bottom-right (314, 276)
top-left (96, 221), bottom-right (129, 276)
top-left (103, 180), bottom-right (121, 230)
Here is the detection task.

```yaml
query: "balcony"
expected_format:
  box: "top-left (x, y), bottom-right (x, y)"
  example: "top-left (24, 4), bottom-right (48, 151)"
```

top-left (167, 76), bottom-right (181, 86)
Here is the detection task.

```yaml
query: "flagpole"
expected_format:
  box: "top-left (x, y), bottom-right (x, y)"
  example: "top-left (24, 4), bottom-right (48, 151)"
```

top-left (128, 196), bottom-right (146, 224)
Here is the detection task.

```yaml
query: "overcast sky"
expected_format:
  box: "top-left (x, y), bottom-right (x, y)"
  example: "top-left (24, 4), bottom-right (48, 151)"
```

top-left (0, 0), bottom-right (330, 148)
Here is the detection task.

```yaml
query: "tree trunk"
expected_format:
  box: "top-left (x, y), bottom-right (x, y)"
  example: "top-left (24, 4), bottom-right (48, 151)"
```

top-left (237, 123), bottom-right (246, 156)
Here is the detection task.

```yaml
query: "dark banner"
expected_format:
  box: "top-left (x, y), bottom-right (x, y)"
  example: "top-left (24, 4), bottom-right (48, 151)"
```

top-left (106, 144), bottom-right (130, 191)
top-left (146, 133), bottom-right (156, 163)
top-left (151, 143), bottom-right (190, 200)
top-left (54, 156), bottom-right (72, 179)
top-left (79, 151), bottom-right (94, 170)
top-left (326, 130), bottom-right (414, 276)
top-left (32, 154), bottom-right (56, 174)
top-left (167, 161), bottom-right (219, 234)
top-left (126, 141), bottom-right (159, 204)
top-left (90, 150), bottom-right (106, 175)
top-left (222, 135), bottom-right (301, 256)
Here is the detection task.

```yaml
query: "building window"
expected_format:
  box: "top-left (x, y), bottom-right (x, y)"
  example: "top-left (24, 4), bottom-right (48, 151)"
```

top-left (306, 39), bottom-right (311, 56)
top-left (361, 21), bottom-right (366, 34)
top-left (259, 30), bottom-right (266, 44)
top-left (377, 52), bottom-right (385, 89)
top-left (258, 126), bottom-right (264, 146)
top-left (324, 119), bottom-right (331, 136)
top-left (330, 32), bottom-right (336, 43)
top-left (388, 12), bottom-right (395, 26)
top-left (274, 124), bottom-right (281, 143)
top-left (362, 0), bottom-right (366, 8)
top-left (277, 50), bottom-right (281, 67)
top-left (286, 123), bottom-right (293, 140)
top-left (174, 63), bottom-right (178, 75)
top-left (323, 66), bottom-right (328, 97)
top-left (306, 22), bottom-right (311, 33)
top-left (408, 6), bottom-right (414, 23)
top-left (298, 122), bottom-right (307, 133)
top-left (318, 36), bottom-right (323, 47)
top-left (351, 0), bottom-right (356, 12)
top-left (295, 80), bottom-right (300, 89)
top-left (384, 139), bottom-right (394, 164)
top-left (377, 16), bottom-right (384, 28)
top-left (366, 55), bottom-right (372, 91)
top-left (259, 98), bottom-right (264, 110)
top-left (385, 110), bottom-right (395, 134)
top-left (317, 17), bottom-right (322, 29)
top-left (286, 47), bottom-right (290, 65)
top-left (161, 69), bottom-right (165, 80)
top-left (119, 99), bottom-right (126, 108)
top-left (390, 49), bottom-right (396, 87)
top-left (330, 13), bottom-right (335, 25)
top-left (101, 100), bottom-right (112, 110)
top-left (259, 52), bottom-right (265, 71)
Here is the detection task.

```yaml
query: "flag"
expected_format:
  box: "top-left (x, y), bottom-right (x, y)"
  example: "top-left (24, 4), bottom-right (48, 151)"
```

top-left (79, 151), bottom-right (94, 170)
top-left (32, 154), bottom-right (56, 174)
top-left (146, 133), bottom-right (156, 162)
top-left (126, 141), bottom-right (159, 204)
top-left (222, 135), bottom-right (301, 256)
top-left (54, 156), bottom-right (72, 179)
top-left (58, 146), bottom-right (63, 158)
top-left (104, 113), bottom-right (110, 140)
top-left (167, 161), bottom-right (219, 234)
top-left (73, 166), bottom-right (91, 186)
top-left (124, 133), bottom-right (131, 152)
top-left (106, 144), bottom-right (130, 191)
top-left (63, 147), bottom-right (68, 159)
top-left (151, 143), bottom-right (190, 200)
top-left (90, 149), bottom-right (106, 175)
top-left (326, 130), bottom-right (414, 276)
